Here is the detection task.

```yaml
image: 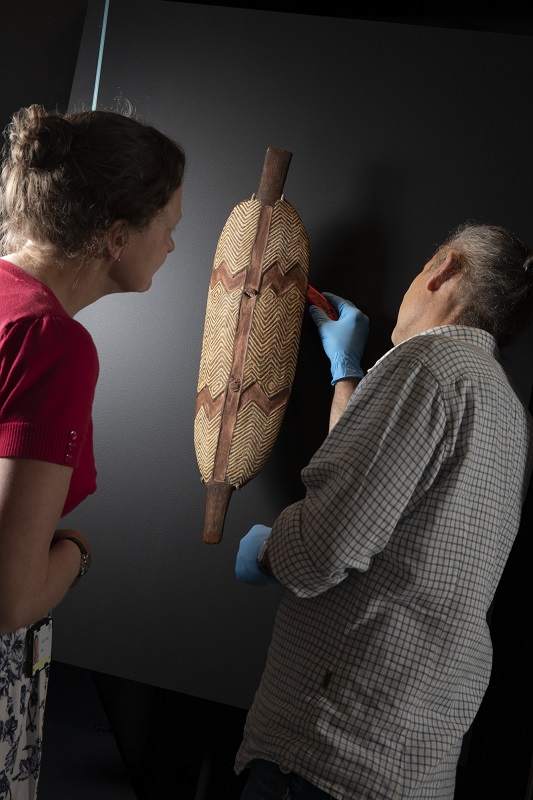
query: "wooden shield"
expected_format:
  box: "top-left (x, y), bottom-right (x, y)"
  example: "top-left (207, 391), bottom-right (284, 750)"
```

top-left (194, 147), bottom-right (310, 543)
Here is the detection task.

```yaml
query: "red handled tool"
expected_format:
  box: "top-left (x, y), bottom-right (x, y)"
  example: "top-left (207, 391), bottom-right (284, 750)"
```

top-left (306, 285), bottom-right (339, 320)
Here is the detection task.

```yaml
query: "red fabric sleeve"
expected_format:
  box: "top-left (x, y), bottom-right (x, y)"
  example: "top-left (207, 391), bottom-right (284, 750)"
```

top-left (0, 314), bottom-right (99, 514)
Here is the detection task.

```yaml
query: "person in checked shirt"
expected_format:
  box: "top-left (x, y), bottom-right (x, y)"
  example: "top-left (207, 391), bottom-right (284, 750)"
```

top-left (235, 221), bottom-right (533, 800)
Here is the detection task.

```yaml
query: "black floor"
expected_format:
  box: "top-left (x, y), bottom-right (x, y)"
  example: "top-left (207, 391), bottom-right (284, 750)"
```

top-left (38, 660), bottom-right (249, 800)
top-left (39, 661), bottom-right (136, 800)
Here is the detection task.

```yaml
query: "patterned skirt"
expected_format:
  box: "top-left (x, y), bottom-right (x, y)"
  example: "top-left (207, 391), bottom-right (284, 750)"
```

top-left (0, 622), bottom-right (50, 800)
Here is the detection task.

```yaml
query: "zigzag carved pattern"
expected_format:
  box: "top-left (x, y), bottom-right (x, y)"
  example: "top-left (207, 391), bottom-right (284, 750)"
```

top-left (194, 384), bottom-right (290, 485)
top-left (195, 385), bottom-right (225, 419)
top-left (194, 406), bottom-right (223, 483)
top-left (212, 199), bottom-right (261, 277)
top-left (207, 254), bottom-right (308, 300)
top-left (261, 201), bottom-right (310, 275)
top-left (197, 282), bottom-right (241, 397)
top-left (260, 260), bottom-right (308, 296)
top-left (195, 194), bottom-right (310, 487)
top-left (211, 199), bottom-right (310, 284)
top-left (241, 285), bottom-right (305, 395)
top-left (226, 402), bottom-right (286, 485)
top-left (197, 207), bottom-right (309, 398)
top-left (209, 262), bottom-right (245, 292)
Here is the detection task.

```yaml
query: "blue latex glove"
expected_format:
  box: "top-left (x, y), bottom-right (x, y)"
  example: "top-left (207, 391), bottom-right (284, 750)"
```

top-left (309, 292), bottom-right (369, 385)
top-left (235, 524), bottom-right (279, 586)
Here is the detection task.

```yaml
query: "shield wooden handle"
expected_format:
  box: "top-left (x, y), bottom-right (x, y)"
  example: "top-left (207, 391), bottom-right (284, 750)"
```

top-left (256, 147), bottom-right (292, 205)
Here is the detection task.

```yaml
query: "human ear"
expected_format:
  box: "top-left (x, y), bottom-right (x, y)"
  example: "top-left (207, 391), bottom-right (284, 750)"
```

top-left (426, 252), bottom-right (460, 291)
top-left (105, 220), bottom-right (129, 261)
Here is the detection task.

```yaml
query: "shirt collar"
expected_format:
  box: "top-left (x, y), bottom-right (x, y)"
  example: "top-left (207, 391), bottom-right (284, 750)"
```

top-left (367, 326), bottom-right (499, 374)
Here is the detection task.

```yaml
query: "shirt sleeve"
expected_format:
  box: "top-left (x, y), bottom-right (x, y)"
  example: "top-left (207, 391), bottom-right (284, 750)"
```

top-left (265, 353), bottom-right (450, 597)
top-left (0, 314), bottom-right (99, 468)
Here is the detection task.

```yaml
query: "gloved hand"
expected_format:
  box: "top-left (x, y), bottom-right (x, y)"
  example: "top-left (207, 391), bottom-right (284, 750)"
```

top-left (309, 292), bottom-right (369, 385)
top-left (235, 524), bottom-right (279, 586)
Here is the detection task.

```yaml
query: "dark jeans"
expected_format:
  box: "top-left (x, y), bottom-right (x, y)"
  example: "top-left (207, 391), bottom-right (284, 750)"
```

top-left (240, 759), bottom-right (335, 800)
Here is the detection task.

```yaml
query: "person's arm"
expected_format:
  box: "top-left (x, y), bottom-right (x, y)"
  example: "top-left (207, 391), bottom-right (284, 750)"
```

top-left (0, 456), bottom-right (91, 634)
top-left (259, 355), bottom-right (448, 597)
top-left (329, 378), bottom-right (361, 430)
top-left (0, 316), bottom-right (98, 632)
top-left (309, 292), bottom-right (369, 429)
top-left (234, 377), bottom-right (361, 584)
top-left (235, 292), bottom-right (369, 587)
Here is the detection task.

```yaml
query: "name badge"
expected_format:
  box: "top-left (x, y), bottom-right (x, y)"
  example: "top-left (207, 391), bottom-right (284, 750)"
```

top-left (26, 618), bottom-right (53, 677)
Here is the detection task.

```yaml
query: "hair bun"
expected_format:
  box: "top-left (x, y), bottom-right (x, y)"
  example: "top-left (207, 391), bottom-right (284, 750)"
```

top-left (8, 104), bottom-right (74, 171)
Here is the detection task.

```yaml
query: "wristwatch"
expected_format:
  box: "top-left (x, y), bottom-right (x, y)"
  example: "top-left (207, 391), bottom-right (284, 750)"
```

top-left (59, 536), bottom-right (92, 586)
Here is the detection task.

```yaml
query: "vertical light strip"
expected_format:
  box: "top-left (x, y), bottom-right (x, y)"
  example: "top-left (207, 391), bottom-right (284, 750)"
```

top-left (92, 0), bottom-right (111, 110)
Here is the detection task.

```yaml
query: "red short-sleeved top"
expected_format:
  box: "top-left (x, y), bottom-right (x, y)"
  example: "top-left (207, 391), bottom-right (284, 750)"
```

top-left (0, 258), bottom-right (99, 516)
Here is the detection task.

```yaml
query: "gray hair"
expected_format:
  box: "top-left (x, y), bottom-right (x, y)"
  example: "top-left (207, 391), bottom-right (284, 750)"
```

top-left (435, 221), bottom-right (533, 346)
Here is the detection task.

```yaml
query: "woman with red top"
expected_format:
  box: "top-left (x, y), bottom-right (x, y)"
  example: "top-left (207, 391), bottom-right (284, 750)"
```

top-left (0, 102), bottom-right (185, 799)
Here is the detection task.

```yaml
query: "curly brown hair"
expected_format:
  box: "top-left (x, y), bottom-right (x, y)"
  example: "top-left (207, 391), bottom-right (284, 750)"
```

top-left (0, 103), bottom-right (186, 258)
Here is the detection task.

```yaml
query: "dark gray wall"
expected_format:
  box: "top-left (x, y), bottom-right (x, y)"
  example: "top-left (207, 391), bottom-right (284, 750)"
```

top-left (4, 4), bottom-right (533, 795)
top-left (51, 0), bottom-right (533, 710)
top-left (9, 0), bottom-right (533, 711)
top-left (1, 0), bottom-right (89, 128)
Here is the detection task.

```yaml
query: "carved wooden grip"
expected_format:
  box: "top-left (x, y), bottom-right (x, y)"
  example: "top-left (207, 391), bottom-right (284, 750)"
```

top-left (256, 147), bottom-right (292, 206)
